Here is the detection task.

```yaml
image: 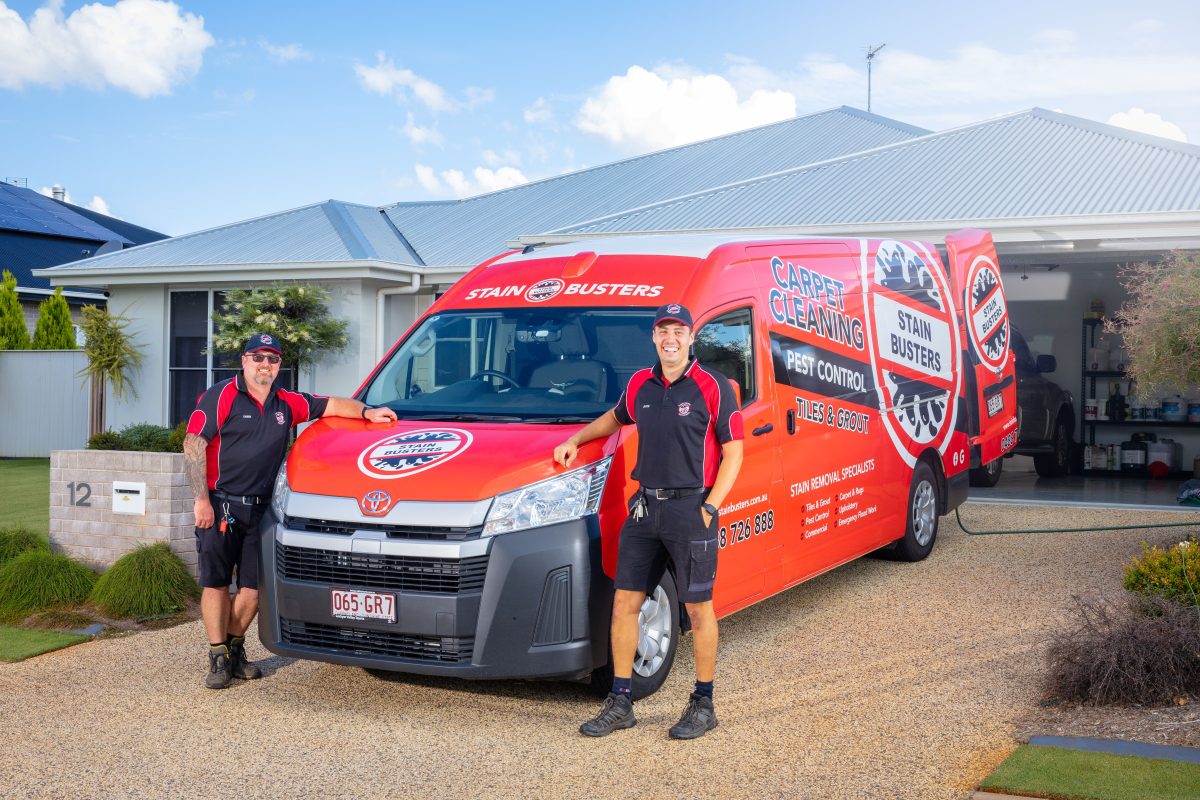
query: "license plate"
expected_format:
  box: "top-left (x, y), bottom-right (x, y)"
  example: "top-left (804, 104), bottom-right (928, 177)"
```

top-left (986, 393), bottom-right (1004, 417)
top-left (330, 589), bottom-right (396, 623)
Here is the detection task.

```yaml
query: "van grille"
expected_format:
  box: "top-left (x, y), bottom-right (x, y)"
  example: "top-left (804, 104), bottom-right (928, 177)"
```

top-left (280, 618), bottom-right (473, 663)
top-left (284, 516), bottom-right (482, 541)
top-left (275, 543), bottom-right (488, 594)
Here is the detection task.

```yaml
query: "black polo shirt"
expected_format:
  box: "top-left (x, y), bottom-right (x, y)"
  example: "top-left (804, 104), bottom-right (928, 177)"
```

top-left (186, 373), bottom-right (329, 497)
top-left (613, 359), bottom-right (744, 489)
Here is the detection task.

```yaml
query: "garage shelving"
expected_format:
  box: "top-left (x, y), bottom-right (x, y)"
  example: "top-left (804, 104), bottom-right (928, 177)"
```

top-left (1079, 318), bottom-right (1199, 477)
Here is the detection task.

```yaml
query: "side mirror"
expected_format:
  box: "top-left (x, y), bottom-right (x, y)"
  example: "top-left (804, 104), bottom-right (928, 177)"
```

top-left (1036, 354), bottom-right (1057, 374)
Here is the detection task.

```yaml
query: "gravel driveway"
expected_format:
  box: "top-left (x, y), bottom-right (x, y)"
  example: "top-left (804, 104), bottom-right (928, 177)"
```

top-left (2, 503), bottom-right (1195, 800)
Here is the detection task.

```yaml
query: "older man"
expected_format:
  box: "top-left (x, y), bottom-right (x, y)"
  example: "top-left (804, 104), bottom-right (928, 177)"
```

top-left (183, 333), bottom-right (397, 689)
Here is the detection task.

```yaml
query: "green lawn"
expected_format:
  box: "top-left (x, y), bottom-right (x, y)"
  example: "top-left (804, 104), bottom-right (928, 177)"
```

top-left (982, 744), bottom-right (1200, 800)
top-left (0, 458), bottom-right (50, 533)
top-left (0, 625), bottom-right (89, 662)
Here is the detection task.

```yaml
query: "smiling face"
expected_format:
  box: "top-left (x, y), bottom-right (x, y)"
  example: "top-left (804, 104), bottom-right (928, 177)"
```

top-left (242, 351), bottom-right (281, 389)
top-left (652, 321), bottom-right (694, 373)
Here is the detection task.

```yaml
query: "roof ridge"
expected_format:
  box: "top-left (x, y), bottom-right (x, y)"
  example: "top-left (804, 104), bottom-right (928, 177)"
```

top-left (541, 108), bottom-right (1063, 235)
top-left (380, 106), bottom-right (927, 211)
top-left (1026, 107), bottom-right (1200, 157)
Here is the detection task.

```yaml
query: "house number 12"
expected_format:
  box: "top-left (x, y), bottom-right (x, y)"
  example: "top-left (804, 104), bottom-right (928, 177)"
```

top-left (67, 482), bottom-right (92, 507)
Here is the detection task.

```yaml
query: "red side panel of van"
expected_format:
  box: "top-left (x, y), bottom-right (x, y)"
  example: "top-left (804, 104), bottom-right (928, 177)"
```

top-left (944, 229), bottom-right (1019, 467)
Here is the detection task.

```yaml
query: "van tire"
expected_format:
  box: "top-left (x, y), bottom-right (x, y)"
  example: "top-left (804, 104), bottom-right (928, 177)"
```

top-left (969, 457), bottom-right (1003, 487)
top-left (889, 460), bottom-right (940, 562)
top-left (589, 569), bottom-right (680, 699)
top-left (1034, 416), bottom-right (1072, 477)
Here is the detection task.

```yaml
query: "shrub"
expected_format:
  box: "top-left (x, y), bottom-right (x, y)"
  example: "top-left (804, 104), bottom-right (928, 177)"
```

top-left (117, 422), bottom-right (173, 452)
top-left (1044, 593), bottom-right (1200, 706)
top-left (0, 550), bottom-right (96, 622)
top-left (90, 543), bottom-right (198, 618)
top-left (87, 430), bottom-right (131, 451)
top-left (0, 269), bottom-right (30, 350)
top-left (31, 287), bottom-right (76, 350)
top-left (166, 421), bottom-right (188, 453)
top-left (0, 527), bottom-right (50, 567)
top-left (1124, 538), bottom-right (1200, 607)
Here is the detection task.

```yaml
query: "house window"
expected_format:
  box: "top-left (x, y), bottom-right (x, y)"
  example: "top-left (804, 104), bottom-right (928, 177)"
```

top-left (168, 290), bottom-right (295, 425)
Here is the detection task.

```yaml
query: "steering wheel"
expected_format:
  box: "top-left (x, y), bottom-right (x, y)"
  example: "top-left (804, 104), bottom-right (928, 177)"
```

top-left (470, 370), bottom-right (520, 389)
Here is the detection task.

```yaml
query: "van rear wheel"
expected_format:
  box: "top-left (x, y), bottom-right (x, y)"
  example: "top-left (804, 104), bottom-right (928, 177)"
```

top-left (888, 460), bottom-right (940, 562)
top-left (589, 569), bottom-right (680, 699)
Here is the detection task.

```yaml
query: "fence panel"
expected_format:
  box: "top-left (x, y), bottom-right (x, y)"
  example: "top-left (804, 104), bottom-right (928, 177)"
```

top-left (0, 350), bottom-right (90, 457)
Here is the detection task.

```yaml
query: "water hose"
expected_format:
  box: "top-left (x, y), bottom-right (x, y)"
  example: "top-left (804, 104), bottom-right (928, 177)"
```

top-left (954, 506), bottom-right (1199, 536)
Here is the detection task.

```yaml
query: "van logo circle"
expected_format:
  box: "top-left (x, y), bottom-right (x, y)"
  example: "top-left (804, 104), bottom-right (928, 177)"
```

top-left (677, 402), bottom-right (691, 416)
top-left (525, 279), bottom-right (564, 302)
top-left (864, 240), bottom-right (962, 467)
top-left (357, 428), bottom-right (474, 479)
top-left (965, 255), bottom-right (1010, 372)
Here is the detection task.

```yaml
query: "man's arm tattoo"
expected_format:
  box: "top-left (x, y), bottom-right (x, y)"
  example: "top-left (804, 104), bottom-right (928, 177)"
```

top-left (182, 433), bottom-right (210, 499)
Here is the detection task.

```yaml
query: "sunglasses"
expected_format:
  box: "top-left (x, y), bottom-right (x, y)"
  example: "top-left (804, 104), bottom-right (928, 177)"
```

top-left (246, 353), bottom-right (282, 365)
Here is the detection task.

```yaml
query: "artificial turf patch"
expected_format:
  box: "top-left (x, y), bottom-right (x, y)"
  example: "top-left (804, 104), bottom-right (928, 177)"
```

top-left (981, 744), bottom-right (1200, 800)
top-left (0, 625), bottom-right (90, 662)
top-left (0, 550), bottom-right (96, 623)
top-left (89, 543), bottom-right (199, 618)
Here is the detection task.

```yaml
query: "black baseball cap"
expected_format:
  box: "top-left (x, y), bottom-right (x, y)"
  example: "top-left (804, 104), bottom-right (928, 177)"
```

top-left (243, 333), bottom-right (282, 354)
top-left (652, 302), bottom-right (693, 329)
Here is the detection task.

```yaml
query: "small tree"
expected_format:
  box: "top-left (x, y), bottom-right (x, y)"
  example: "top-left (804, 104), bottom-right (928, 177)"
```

top-left (31, 287), bottom-right (77, 350)
top-left (0, 269), bottom-right (31, 350)
top-left (210, 284), bottom-right (349, 373)
top-left (79, 305), bottom-right (145, 437)
top-left (1108, 250), bottom-right (1200, 395)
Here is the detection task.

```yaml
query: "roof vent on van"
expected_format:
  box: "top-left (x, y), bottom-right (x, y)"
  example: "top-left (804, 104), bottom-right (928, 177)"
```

top-left (562, 251), bottom-right (598, 278)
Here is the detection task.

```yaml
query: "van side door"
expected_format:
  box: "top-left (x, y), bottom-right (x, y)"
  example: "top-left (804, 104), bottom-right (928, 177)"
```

top-left (944, 229), bottom-right (1019, 468)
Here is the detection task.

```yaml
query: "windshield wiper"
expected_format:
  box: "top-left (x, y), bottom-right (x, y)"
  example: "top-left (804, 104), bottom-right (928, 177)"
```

top-left (523, 416), bottom-right (598, 424)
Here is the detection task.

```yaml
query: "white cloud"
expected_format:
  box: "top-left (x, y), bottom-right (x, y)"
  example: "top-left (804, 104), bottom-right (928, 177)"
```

top-left (464, 86), bottom-right (494, 109)
top-left (354, 51), bottom-right (455, 112)
top-left (524, 97), bottom-right (553, 124)
top-left (575, 65), bottom-right (796, 152)
top-left (1108, 107), bottom-right (1187, 142)
top-left (400, 112), bottom-right (442, 146)
top-left (85, 195), bottom-right (112, 216)
top-left (213, 87), bottom-right (255, 105)
top-left (413, 163), bottom-right (529, 198)
top-left (481, 148), bottom-right (520, 167)
top-left (259, 38), bottom-right (310, 63)
top-left (0, 0), bottom-right (214, 97)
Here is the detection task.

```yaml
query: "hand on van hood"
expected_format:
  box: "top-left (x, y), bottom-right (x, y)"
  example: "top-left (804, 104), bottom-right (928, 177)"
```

top-left (285, 417), bottom-right (613, 502)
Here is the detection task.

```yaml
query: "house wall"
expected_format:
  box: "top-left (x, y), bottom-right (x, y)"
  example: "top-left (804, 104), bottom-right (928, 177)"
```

top-left (103, 285), bottom-right (169, 431)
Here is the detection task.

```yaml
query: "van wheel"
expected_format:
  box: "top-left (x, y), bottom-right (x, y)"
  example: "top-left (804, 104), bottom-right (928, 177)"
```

top-left (589, 570), bottom-right (680, 699)
top-left (1034, 417), bottom-right (1072, 477)
top-left (969, 457), bottom-right (1003, 487)
top-left (889, 460), bottom-right (940, 562)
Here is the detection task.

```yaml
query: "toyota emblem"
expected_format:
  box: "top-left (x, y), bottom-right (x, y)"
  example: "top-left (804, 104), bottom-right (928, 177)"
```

top-left (359, 489), bottom-right (393, 517)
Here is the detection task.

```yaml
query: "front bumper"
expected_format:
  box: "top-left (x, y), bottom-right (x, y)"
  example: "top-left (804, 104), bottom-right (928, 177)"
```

top-left (259, 514), bottom-right (610, 680)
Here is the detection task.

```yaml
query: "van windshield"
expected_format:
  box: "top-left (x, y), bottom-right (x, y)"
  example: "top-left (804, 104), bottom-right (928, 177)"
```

top-left (362, 308), bottom-right (656, 421)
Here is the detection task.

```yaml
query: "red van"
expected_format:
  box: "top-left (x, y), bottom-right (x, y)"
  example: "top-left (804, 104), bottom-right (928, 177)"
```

top-left (260, 230), bottom-right (1017, 696)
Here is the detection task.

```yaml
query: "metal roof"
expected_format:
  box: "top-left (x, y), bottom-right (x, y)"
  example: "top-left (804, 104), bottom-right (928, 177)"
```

top-left (384, 106), bottom-right (928, 266)
top-left (51, 198), bottom-right (166, 246)
top-left (0, 231), bottom-right (108, 295)
top-left (544, 109), bottom-right (1200, 236)
top-left (0, 182), bottom-right (132, 243)
top-left (46, 199), bottom-right (424, 271)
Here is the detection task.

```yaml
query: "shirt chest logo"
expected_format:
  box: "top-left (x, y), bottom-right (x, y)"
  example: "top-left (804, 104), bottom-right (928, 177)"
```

top-left (677, 402), bottom-right (691, 416)
top-left (275, 411), bottom-right (286, 425)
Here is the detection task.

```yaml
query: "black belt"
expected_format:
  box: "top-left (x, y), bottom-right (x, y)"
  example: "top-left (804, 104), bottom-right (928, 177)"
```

top-left (211, 490), bottom-right (265, 506)
top-left (642, 487), bottom-right (706, 500)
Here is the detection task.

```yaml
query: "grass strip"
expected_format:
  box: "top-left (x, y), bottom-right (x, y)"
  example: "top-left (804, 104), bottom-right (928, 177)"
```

top-left (0, 458), bottom-right (50, 532)
top-left (981, 744), bottom-right (1200, 800)
top-left (0, 625), bottom-right (89, 662)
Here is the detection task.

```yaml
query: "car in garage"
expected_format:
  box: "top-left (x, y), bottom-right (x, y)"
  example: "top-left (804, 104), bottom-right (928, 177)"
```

top-left (970, 326), bottom-right (1074, 486)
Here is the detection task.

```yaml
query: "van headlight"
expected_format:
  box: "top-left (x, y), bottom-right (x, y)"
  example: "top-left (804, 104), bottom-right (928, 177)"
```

top-left (483, 457), bottom-right (612, 536)
top-left (271, 462), bottom-right (290, 520)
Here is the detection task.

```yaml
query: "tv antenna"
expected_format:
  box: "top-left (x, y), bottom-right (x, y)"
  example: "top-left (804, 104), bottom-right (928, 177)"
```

top-left (866, 43), bottom-right (886, 112)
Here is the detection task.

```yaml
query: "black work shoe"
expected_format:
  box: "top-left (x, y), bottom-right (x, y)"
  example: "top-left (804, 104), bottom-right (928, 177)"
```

top-left (579, 692), bottom-right (636, 737)
top-left (229, 636), bottom-right (262, 680)
top-left (669, 693), bottom-right (718, 739)
top-left (206, 645), bottom-right (232, 690)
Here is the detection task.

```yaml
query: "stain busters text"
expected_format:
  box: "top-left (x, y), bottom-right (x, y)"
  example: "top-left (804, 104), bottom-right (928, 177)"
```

top-left (464, 283), bottom-right (663, 300)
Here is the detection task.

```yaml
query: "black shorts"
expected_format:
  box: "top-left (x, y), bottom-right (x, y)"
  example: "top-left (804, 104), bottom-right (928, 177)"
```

top-left (195, 493), bottom-right (266, 590)
top-left (613, 492), bottom-right (720, 603)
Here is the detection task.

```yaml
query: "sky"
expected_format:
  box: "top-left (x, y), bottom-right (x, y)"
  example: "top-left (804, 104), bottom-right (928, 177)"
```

top-left (1, 0), bottom-right (1198, 237)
